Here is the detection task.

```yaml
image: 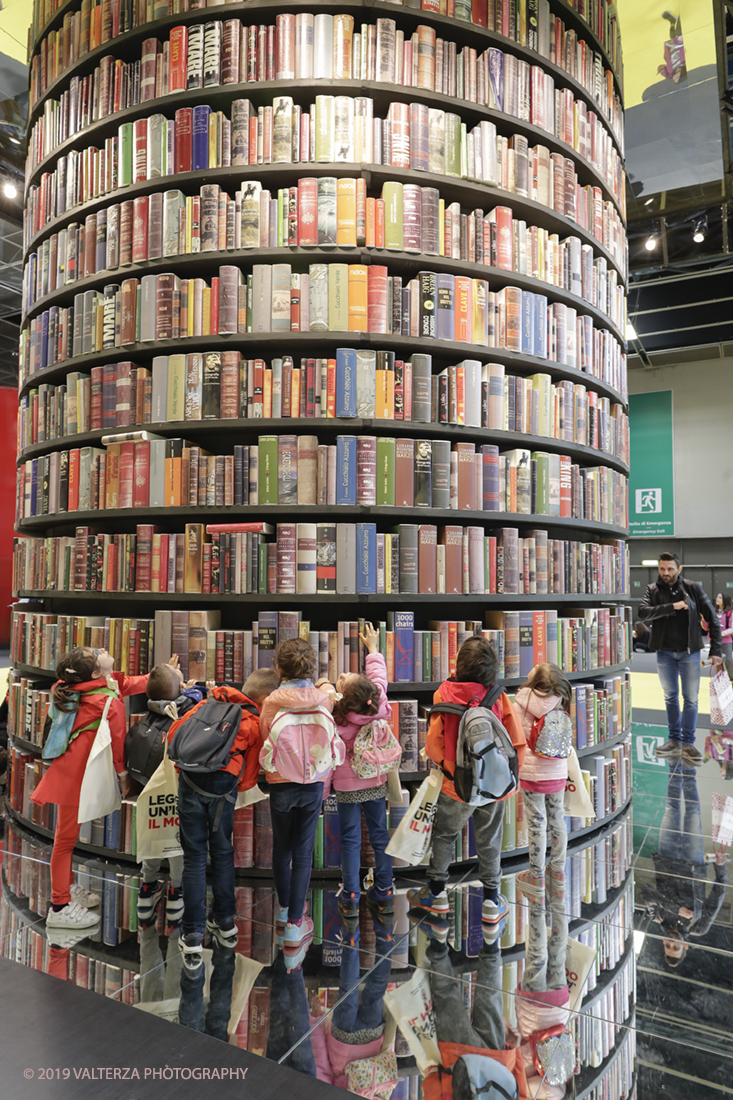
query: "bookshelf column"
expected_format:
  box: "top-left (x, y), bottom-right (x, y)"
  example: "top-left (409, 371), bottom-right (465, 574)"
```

top-left (10, 0), bottom-right (633, 1087)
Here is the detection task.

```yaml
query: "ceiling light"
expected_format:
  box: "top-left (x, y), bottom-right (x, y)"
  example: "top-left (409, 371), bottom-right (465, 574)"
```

top-left (8, 136), bottom-right (20, 145)
top-left (644, 198), bottom-right (654, 206)
top-left (645, 235), bottom-right (657, 251)
top-left (626, 322), bottom-right (637, 341)
top-left (641, 559), bottom-right (659, 566)
top-left (692, 214), bottom-right (707, 243)
top-left (3, 182), bottom-right (17, 199)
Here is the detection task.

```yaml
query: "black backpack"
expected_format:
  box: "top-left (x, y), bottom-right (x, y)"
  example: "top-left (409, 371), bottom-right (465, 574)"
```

top-left (124, 704), bottom-right (181, 786)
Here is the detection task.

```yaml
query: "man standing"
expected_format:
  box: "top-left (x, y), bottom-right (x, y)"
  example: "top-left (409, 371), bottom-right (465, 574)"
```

top-left (639, 553), bottom-right (722, 765)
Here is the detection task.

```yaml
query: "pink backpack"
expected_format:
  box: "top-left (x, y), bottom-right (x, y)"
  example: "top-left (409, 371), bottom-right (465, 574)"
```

top-left (259, 705), bottom-right (345, 783)
top-left (350, 719), bottom-right (402, 780)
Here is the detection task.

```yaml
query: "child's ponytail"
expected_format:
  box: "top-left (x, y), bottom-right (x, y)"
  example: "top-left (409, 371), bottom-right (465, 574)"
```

top-left (53, 648), bottom-right (98, 712)
top-left (523, 662), bottom-right (572, 713)
top-left (332, 675), bottom-right (380, 726)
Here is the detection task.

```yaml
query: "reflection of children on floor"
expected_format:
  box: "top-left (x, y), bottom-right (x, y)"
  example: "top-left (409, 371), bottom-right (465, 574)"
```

top-left (644, 759), bottom-right (728, 968)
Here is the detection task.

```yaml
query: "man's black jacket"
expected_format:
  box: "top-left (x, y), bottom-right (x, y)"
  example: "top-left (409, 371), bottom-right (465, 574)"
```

top-left (639, 576), bottom-right (722, 656)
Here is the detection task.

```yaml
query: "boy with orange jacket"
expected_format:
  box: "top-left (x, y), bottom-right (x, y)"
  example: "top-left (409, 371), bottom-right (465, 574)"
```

top-left (408, 636), bottom-right (526, 934)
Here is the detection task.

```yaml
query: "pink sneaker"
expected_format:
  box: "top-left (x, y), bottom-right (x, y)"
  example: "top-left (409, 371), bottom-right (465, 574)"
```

top-left (283, 915), bottom-right (314, 956)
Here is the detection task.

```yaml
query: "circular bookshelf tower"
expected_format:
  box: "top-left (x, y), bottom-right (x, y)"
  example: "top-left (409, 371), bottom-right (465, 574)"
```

top-left (9, 0), bottom-right (633, 1089)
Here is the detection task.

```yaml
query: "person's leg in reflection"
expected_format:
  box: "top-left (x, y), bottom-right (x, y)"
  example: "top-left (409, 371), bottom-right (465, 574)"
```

top-left (658, 759), bottom-right (685, 859)
top-left (471, 942), bottom-right (505, 1050)
top-left (679, 763), bottom-right (705, 865)
top-left (424, 937), bottom-right (484, 1047)
top-left (178, 954), bottom-right (205, 1033)
top-left (265, 952), bottom-right (317, 1076)
top-left (46, 948), bottom-right (70, 982)
top-left (139, 923), bottom-right (165, 1002)
top-left (333, 914), bottom-right (395, 1037)
top-left (521, 898), bottom-right (548, 993)
top-left (204, 941), bottom-right (236, 1042)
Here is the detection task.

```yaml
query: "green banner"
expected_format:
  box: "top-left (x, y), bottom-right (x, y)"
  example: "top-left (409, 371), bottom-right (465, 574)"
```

top-left (629, 391), bottom-right (675, 537)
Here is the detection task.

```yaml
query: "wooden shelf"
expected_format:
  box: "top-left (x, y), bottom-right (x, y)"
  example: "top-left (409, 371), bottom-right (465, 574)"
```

top-left (25, 79), bottom-right (625, 223)
top-left (24, 164), bottom-right (626, 287)
top-left (27, 0), bottom-right (624, 145)
top-left (15, 589), bottom-right (631, 605)
top-left (16, 506), bottom-right (629, 539)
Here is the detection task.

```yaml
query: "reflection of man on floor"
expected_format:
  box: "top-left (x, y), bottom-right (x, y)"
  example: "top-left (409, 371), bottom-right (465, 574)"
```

top-left (644, 759), bottom-right (728, 968)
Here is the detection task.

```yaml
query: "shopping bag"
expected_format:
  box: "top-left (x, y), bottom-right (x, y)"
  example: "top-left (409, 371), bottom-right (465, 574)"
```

top-left (77, 696), bottom-right (121, 824)
top-left (565, 936), bottom-right (598, 1013)
top-left (383, 966), bottom-right (440, 1074)
top-left (709, 665), bottom-right (733, 727)
top-left (136, 741), bottom-right (184, 861)
top-left (386, 769), bottom-right (404, 805)
top-left (711, 792), bottom-right (733, 851)
top-left (564, 749), bottom-right (595, 820)
top-left (385, 768), bottom-right (442, 866)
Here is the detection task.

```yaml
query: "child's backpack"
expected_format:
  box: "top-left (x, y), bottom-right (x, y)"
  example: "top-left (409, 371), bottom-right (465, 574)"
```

top-left (168, 697), bottom-right (257, 775)
top-left (529, 709), bottom-right (573, 759)
top-left (345, 1052), bottom-right (399, 1100)
top-left (125, 699), bottom-right (193, 786)
top-left (260, 705), bottom-right (345, 783)
top-left (452, 1053), bottom-right (519, 1099)
top-left (42, 687), bottom-right (118, 761)
top-left (350, 718), bottom-right (402, 781)
top-left (430, 685), bottom-right (518, 805)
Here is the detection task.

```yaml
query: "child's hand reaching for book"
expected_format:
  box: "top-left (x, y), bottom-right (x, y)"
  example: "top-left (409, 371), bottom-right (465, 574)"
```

top-left (359, 623), bottom-right (379, 654)
top-left (168, 654), bottom-right (180, 669)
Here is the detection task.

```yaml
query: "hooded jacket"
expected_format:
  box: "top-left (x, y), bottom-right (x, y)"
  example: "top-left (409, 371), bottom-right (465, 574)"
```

top-left (259, 681), bottom-right (335, 785)
top-left (421, 1043), bottom-right (528, 1100)
top-left (166, 684), bottom-right (263, 792)
top-left (639, 576), bottom-right (722, 656)
top-left (426, 679), bottom-right (526, 802)
top-left (514, 688), bottom-right (567, 793)
top-left (32, 671), bottom-right (149, 807)
top-left (331, 652), bottom-right (393, 792)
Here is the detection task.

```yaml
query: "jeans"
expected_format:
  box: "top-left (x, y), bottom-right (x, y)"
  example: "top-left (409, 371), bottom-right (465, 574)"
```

top-left (337, 798), bottom-right (393, 895)
top-left (429, 793), bottom-right (505, 895)
top-left (178, 941), bottom-right (236, 1040)
top-left (658, 759), bottom-right (705, 864)
top-left (656, 649), bottom-right (702, 745)
top-left (265, 953), bottom-right (317, 1076)
top-left (426, 941), bottom-right (504, 1050)
top-left (269, 782), bottom-right (324, 923)
top-left (178, 770), bottom-right (237, 940)
top-left (332, 922), bottom-right (394, 1035)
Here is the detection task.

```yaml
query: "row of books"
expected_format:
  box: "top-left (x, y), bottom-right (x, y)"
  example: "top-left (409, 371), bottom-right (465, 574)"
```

top-left (30, 8), bottom-right (624, 152)
top-left (27, 86), bottom-right (625, 224)
top-left (577, 1027), bottom-right (635, 1100)
top-left (572, 953), bottom-right (634, 1070)
top-left (18, 359), bottom-right (631, 469)
top-left (16, 426), bottom-right (628, 516)
top-left (21, 273), bottom-right (627, 402)
top-left (28, 0), bottom-right (624, 101)
top-left (10, 602), bottom-right (632, 682)
top-left (25, 181), bottom-right (626, 331)
top-left (26, 118), bottom-right (626, 279)
top-left (574, 874), bottom-right (633, 987)
top-left (19, 345), bottom-right (628, 456)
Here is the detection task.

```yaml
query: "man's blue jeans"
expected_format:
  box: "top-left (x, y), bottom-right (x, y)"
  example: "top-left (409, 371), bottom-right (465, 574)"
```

top-left (336, 798), bottom-right (393, 896)
top-left (658, 759), bottom-right (705, 864)
top-left (178, 771), bottom-right (237, 940)
top-left (656, 649), bottom-right (702, 745)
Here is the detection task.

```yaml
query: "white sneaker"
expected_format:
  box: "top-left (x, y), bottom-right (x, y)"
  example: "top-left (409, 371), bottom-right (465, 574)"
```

top-left (46, 902), bottom-right (101, 930)
top-left (70, 883), bottom-right (101, 908)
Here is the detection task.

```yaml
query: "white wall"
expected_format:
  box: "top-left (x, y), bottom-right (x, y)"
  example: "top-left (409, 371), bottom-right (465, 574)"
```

top-left (628, 358), bottom-right (733, 538)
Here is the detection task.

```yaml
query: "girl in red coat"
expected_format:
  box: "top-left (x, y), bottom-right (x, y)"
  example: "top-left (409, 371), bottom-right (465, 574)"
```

top-left (32, 646), bottom-right (150, 930)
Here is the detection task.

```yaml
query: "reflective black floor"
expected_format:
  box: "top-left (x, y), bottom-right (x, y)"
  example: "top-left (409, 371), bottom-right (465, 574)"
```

top-left (2, 653), bottom-right (732, 1098)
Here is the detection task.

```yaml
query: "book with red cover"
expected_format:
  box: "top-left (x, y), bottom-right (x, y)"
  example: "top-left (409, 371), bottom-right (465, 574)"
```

top-left (155, 274), bottom-right (174, 340)
top-left (455, 442), bottom-right (476, 509)
top-left (297, 178), bottom-right (318, 246)
top-left (118, 441), bottom-right (135, 508)
top-left (220, 351), bottom-right (240, 418)
top-left (135, 523), bottom-right (155, 591)
top-left (90, 366), bottom-right (103, 429)
top-left (131, 195), bottom-right (149, 263)
top-left (132, 441), bottom-right (150, 509)
top-left (205, 523), bottom-right (274, 534)
top-left (168, 26), bottom-right (187, 93)
top-left (174, 107), bottom-right (193, 173)
top-left (439, 525), bottom-right (463, 594)
top-left (367, 265), bottom-right (388, 333)
top-left (68, 449), bottom-right (81, 512)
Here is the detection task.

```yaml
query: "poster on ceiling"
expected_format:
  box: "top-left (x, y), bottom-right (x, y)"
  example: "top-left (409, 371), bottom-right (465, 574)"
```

top-left (628, 391), bottom-right (675, 538)
top-left (616, 0), bottom-right (724, 197)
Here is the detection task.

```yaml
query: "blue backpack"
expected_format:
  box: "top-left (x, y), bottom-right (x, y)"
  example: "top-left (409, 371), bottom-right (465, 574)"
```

top-left (42, 687), bottom-right (118, 761)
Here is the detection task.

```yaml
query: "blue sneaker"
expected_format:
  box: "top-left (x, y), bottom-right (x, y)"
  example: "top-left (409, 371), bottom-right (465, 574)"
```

top-left (482, 917), bottom-right (507, 946)
top-left (406, 885), bottom-right (449, 917)
top-left (366, 883), bottom-right (395, 916)
top-left (482, 894), bottom-right (509, 926)
top-left (419, 913), bottom-right (450, 944)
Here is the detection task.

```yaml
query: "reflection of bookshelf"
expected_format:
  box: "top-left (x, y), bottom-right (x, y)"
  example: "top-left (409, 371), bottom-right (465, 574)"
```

top-left (19, 0), bottom-right (630, 1071)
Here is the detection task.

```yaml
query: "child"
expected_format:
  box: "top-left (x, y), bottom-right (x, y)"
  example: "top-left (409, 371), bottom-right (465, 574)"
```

top-left (513, 663), bottom-right (573, 905)
top-left (317, 622), bottom-right (396, 919)
top-left (174, 668), bottom-right (277, 973)
top-left (130, 657), bottom-right (213, 930)
top-left (259, 638), bottom-right (338, 958)
top-left (409, 636), bottom-right (526, 934)
top-left (31, 646), bottom-right (152, 929)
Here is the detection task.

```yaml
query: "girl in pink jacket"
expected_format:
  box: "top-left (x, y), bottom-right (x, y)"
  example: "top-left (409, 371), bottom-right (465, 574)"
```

top-left (318, 623), bottom-right (397, 920)
top-left (513, 663), bottom-right (572, 904)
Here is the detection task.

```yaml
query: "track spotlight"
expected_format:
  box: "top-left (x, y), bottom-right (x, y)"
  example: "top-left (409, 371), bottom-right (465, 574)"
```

top-left (3, 182), bottom-right (17, 199)
top-left (645, 236), bottom-right (657, 251)
top-left (692, 215), bottom-right (707, 243)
